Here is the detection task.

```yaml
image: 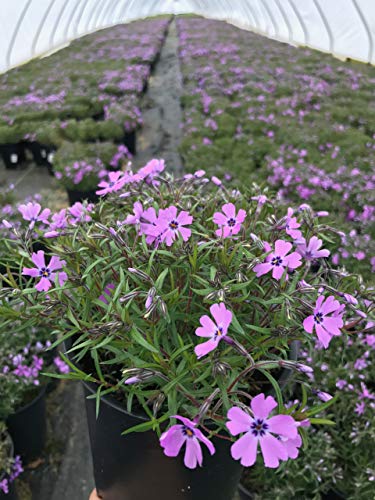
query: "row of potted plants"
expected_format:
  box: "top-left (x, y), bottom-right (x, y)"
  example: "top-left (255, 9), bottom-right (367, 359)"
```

top-left (0, 16), bottom-right (171, 170)
top-left (1, 158), bottom-right (373, 499)
top-left (176, 16), bottom-right (375, 279)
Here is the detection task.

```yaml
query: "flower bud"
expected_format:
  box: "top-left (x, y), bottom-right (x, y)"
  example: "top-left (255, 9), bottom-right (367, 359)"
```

top-left (128, 267), bottom-right (153, 282)
top-left (153, 393), bottom-right (166, 416)
top-left (212, 360), bottom-right (231, 377)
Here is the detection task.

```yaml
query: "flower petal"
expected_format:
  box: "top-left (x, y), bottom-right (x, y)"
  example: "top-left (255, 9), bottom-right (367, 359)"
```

top-left (303, 315), bottom-right (314, 334)
top-left (251, 394), bottom-right (277, 419)
top-left (231, 433), bottom-right (258, 467)
top-left (267, 415), bottom-right (298, 439)
top-left (226, 407), bottom-right (252, 435)
top-left (194, 339), bottom-right (218, 358)
top-left (259, 434), bottom-right (288, 468)
top-left (184, 437), bottom-right (202, 469)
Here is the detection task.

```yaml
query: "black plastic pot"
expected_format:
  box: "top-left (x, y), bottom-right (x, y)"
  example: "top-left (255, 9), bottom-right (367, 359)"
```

top-left (121, 130), bottom-right (136, 155)
top-left (238, 482), bottom-right (252, 499)
top-left (7, 386), bottom-right (47, 464)
top-left (0, 144), bottom-right (26, 169)
top-left (66, 188), bottom-right (99, 205)
top-left (83, 381), bottom-right (243, 500)
top-left (26, 142), bottom-right (55, 175)
top-left (322, 490), bottom-right (346, 500)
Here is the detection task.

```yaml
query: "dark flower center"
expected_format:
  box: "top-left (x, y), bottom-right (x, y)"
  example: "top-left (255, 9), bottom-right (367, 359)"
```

top-left (182, 426), bottom-right (195, 438)
top-left (227, 217), bottom-right (236, 227)
top-left (251, 418), bottom-right (269, 437)
top-left (39, 267), bottom-right (51, 278)
top-left (169, 220), bottom-right (179, 230)
top-left (314, 312), bottom-right (323, 324)
top-left (271, 256), bottom-right (283, 266)
top-left (214, 326), bottom-right (224, 339)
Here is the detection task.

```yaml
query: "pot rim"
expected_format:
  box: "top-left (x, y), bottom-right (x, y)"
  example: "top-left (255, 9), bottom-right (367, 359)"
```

top-left (11, 384), bottom-right (47, 417)
top-left (82, 340), bottom-right (299, 423)
top-left (82, 379), bottom-right (149, 421)
top-left (238, 482), bottom-right (252, 499)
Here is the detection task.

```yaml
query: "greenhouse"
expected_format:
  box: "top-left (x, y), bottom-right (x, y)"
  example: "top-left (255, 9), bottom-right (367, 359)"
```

top-left (0, 1), bottom-right (374, 499)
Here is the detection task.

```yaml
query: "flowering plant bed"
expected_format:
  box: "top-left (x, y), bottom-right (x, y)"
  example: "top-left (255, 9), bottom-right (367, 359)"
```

top-left (1, 160), bottom-right (372, 481)
top-left (176, 16), bottom-right (375, 278)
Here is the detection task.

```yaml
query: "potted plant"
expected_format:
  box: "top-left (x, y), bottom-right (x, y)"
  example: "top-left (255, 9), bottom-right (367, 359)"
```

top-left (0, 422), bottom-right (23, 499)
top-left (53, 142), bottom-right (130, 205)
top-left (1, 161), bottom-right (372, 500)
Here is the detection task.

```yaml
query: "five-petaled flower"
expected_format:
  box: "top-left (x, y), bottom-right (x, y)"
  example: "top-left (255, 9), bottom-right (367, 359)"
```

top-left (96, 171), bottom-right (127, 195)
top-left (283, 208), bottom-right (302, 240)
top-left (18, 202), bottom-right (50, 229)
top-left (142, 206), bottom-right (193, 247)
top-left (22, 251), bottom-right (67, 292)
top-left (160, 415), bottom-right (215, 469)
top-left (195, 303), bottom-right (232, 358)
top-left (213, 203), bottom-right (247, 238)
top-left (303, 295), bottom-right (344, 348)
top-left (253, 240), bottom-right (302, 280)
top-left (296, 236), bottom-right (330, 260)
top-left (226, 393), bottom-right (299, 468)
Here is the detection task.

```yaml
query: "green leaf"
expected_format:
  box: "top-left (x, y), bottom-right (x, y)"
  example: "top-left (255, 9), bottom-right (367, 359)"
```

top-left (155, 267), bottom-right (170, 289)
top-left (258, 368), bottom-right (283, 411)
top-left (131, 326), bottom-right (159, 353)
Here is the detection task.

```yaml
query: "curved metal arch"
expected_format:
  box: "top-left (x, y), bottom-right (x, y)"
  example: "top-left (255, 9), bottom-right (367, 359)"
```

top-left (243, 1), bottom-right (259, 30)
top-left (245, 0), bottom-right (261, 31)
top-left (106, 0), bottom-right (124, 26)
top-left (287, 0), bottom-right (309, 45)
top-left (6, 0), bottom-right (33, 68)
top-left (118, 0), bottom-right (133, 22)
top-left (273, 0), bottom-right (293, 41)
top-left (84, 1), bottom-right (103, 32)
top-left (312, 0), bottom-right (334, 52)
top-left (63, 0), bottom-right (83, 41)
top-left (351, 0), bottom-right (373, 62)
top-left (91, 0), bottom-right (108, 31)
top-left (262, 0), bottom-right (279, 37)
top-left (50, 0), bottom-right (71, 47)
top-left (73, 0), bottom-right (91, 37)
top-left (31, 0), bottom-right (58, 57)
top-left (252, 0), bottom-right (272, 34)
top-left (101, 0), bottom-right (117, 26)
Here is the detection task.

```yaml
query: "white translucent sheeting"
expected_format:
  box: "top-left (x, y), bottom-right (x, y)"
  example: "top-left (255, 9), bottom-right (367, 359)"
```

top-left (0, 0), bottom-right (374, 74)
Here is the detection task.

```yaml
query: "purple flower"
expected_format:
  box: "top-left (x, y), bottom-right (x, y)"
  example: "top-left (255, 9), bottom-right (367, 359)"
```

top-left (54, 356), bottom-right (70, 374)
top-left (227, 394), bottom-right (298, 468)
top-left (18, 202), bottom-right (50, 228)
top-left (123, 202), bottom-right (144, 225)
top-left (303, 295), bottom-right (344, 348)
top-left (253, 240), bottom-right (302, 280)
top-left (213, 203), bottom-right (246, 238)
top-left (22, 250), bottom-right (67, 292)
top-left (96, 171), bottom-right (127, 195)
top-left (98, 283), bottom-right (115, 304)
top-left (160, 415), bottom-right (215, 469)
top-left (283, 208), bottom-right (302, 239)
top-left (317, 391), bottom-right (333, 402)
top-left (143, 206), bottom-right (193, 247)
top-left (194, 303), bottom-right (232, 358)
top-left (0, 479), bottom-right (9, 494)
top-left (296, 236), bottom-right (330, 260)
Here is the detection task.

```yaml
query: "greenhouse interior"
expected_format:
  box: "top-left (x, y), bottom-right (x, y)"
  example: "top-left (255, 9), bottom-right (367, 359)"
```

top-left (0, 1), bottom-right (374, 499)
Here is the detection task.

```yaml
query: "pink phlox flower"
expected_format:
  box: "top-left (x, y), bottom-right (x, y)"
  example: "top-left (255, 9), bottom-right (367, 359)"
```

top-left (22, 250), bottom-right (67, 292)
top-left (96, 171), bottom-right (127, 195)
top-left (296, 236), bottom-right (330, 260)
top-left (251, 194), bottom-right (268, 206)
top-left (139, 207), bottom-right (159, 244)
top-left (44, 209), bottom-right (68, 238)
top-left (283, 208), bottom-right (302, 239)
top-left (253, 239), bottom-right (302, 280)
top-left (137, 159), bottom-right (165, 184)
top-left (213, 203), bottom-right (246, 238)
top-left (123, 202), bottom-right (144, 225)
top-left (68, 202), bottom-right (93, 224)
top-left (143, 206), bottom-right (193, 247)
top-left (226, 394), bottom-right (298, 468)
top-left (194, 303), bottom-right (232, 358)
top-left (18, 202), bottom-right (50, 228)
top-left (160, 415), bottom-right (215, 469)
top-left (54, 356), bottom-right (70, 374)
top-left (303, 295), bottom-right (344, 348)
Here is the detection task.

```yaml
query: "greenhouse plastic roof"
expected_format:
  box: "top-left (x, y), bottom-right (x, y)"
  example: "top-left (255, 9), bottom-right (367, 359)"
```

top-left (1, 0), bottom-right (374, 73)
